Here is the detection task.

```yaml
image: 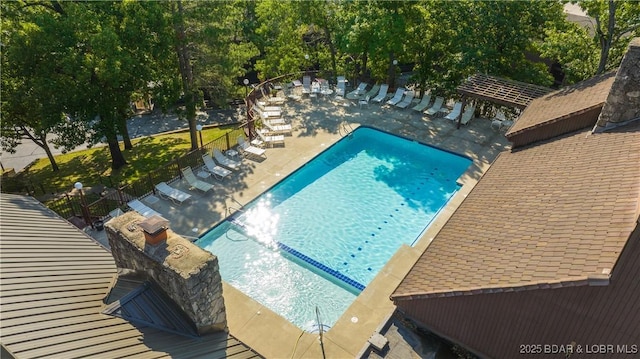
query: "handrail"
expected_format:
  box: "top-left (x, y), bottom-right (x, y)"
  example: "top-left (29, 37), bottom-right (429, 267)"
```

top-left (338, 122), bottom-right (355, 138)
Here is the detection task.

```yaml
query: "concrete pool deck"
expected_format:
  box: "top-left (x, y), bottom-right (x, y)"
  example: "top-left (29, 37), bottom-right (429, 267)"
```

top-left (91, 94), bottom-right (511, 358)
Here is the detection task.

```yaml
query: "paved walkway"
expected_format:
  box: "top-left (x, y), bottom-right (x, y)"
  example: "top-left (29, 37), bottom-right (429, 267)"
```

top-left (86, 93), bottom-right (510, 358)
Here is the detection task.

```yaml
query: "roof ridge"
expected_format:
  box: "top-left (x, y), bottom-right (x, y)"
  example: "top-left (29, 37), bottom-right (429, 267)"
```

top-left (392, 274), bottom-right (613, 301)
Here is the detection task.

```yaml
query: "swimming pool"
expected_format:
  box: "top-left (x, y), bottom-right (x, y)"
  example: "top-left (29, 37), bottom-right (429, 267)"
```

top-left (197, 127), bottom-right (471, 330)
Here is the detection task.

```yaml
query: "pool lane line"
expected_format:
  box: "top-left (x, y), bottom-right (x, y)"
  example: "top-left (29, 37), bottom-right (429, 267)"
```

top-left (227, 217), bottom-right (366, 293)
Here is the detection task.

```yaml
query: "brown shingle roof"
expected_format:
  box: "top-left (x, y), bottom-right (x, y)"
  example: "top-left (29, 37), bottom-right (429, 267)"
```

top-left (392, 121), bottom-right (640, 300)
top-left (507, 71), bottom-right (616, 137)
top-left (0, 194), bottom-right (262, 359)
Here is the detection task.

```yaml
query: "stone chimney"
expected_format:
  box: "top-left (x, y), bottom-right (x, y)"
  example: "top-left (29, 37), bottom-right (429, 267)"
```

top-left (593, 37), bottom-right (640, 132)
top-left (105, 212), bottom-right (226, 334)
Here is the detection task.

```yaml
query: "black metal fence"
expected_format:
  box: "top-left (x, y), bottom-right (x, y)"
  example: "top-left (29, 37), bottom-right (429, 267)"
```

top-left (5, 70), bottom-right (318, 229)
top-left (12, 127), bottom-right (245, 229)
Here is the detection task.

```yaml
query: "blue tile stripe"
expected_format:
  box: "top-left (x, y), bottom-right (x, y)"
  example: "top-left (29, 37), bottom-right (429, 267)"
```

top-left (228, 217), bottom-right (365, 292)
top-left (276, 242), bottom-right (365, 292)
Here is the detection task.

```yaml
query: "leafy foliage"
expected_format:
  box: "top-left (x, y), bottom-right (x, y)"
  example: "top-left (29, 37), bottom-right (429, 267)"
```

top-left (539, 0), bottom-right (640, 83)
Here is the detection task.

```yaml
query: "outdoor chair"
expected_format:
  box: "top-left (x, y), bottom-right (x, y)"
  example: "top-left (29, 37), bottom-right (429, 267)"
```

top-left (335, 76), bottom-right (347, 98)
top-left (386, 88), bottom-right (405, 106)
top-left (444, 102), bottom-right (463, 121)
top-left (372, 84), bottom-right (389, 103)
top-left (202, 154), bottom-right (233, 180)
top-left (358, 95), bottom-right (371, 108)
top-left (412, 94), bottom-right (431, 112)
top-left (237, 136), bottom-right (267, 158)
top-left (262, 121), bottom-right (292, 135)
top-left (460, 105), bottom-right (476, 126)
top-left (395, 90), bottom-right (415, 109)
top-left (346, 82), bottom-right (368, 100)
top-left (154, 182), bottom-right (192, 205)
top-left (127, 199), bottom-right (162, 218)
top-left (181, 166), bottom-right (214, 193)
top-left (424, 97), bottom-right (444, 116)
top-left (302, 76), bottom-right (312, 95)
top-left (257, 130), bottom-right (285, 147)
top-left (364, 84), bottom-right (381, 100)
top-left (213, 148), bottom-right (242, 171)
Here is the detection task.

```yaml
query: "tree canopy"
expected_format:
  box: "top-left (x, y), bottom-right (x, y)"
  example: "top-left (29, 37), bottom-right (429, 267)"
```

top-left (3, 0), bottom-right (636, 172)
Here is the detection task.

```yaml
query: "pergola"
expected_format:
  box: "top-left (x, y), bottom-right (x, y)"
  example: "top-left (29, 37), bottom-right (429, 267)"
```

top-left (454, 73), bottom-right (552, 128)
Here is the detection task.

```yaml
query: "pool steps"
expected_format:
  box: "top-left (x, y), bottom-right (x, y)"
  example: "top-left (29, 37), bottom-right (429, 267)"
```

top-left (227, 215), bottom-right (365, 293)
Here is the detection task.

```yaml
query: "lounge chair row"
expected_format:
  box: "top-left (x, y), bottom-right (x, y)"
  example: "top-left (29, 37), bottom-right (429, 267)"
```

top-left (123, 135), bottom-right (270, 219)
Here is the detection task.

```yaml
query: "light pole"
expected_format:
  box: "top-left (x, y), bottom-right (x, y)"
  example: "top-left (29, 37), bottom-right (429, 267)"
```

top-left (243, 78), bottom-right (249, 98)
top-left (304, 54), bottom-right (310, 75)
top-left (392, 59), bottom-right (398, 88)
top-left (74, 182), bottom-right (92, 229)
top-left (196, 124), bottom-right (203, 148)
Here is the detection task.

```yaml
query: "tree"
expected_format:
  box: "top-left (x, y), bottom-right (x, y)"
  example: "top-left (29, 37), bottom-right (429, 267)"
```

top-left (540, 0), bottom-right (640, 83)
top-left (1, 1), bottom-right (89, 171)
top-left (165, 0), bottom-right (259, 151)
top-left (2, 1), bottom-right (173, 170)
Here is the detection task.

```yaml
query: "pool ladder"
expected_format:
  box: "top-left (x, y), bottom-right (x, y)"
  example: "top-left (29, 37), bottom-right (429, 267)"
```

top-left (339, 122), bottom-right (354, 138)
top-left (225, 196), bottom-right (246, 217)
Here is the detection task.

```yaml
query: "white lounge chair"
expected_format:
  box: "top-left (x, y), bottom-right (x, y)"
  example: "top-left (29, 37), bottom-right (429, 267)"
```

top-left (491, 110), bottom-right (513, 131)
top-left (346, 82), bottom-right (368, 99)
top-left (127, 199), bottom-right (162, 218)
top-left (262, 121), bottom-right (292, 135)
top-left (154, 182), bottom-right (192, 205)
top-left (257, 130), bottom-right (285, 147)
top-left (264, 117), bottom-right (286, 125)
top-left (372, 84), bottom-right (389, 103)
top-left (266, 96), bottom-right (286, 105)
top-left (412, 94), bottom-right (431, 112)
top-left (386, 88), bottom-right (405, 106)
top-left (395, 90), bottom-right (415, 109)
top-left (181, 166), bottom-right (214, 193)
top-left (335, 76), bottom-right (347, 98)
top-left (460, 105), bottom-right (476, 126)
top-left (302, 76), bottom-right (312, 95)
top-left (364, 84), bottom-right (381, 99)
top-left (256, 101), bottom-right (282, 112)
top-left (358, 95), bottom-right (370, 108)
top-left (202, 154), bottom-right (233, 179)
top-left (444, 102), bottom-right (463, 121)
top-left (237, 136), bottom-right (266, 158)
top-left (252, 106), bottom-right (281, 119)
top-left (425, 97), bottom-right (444, 116)
top-left (213, 148), bottom-right (242, 171)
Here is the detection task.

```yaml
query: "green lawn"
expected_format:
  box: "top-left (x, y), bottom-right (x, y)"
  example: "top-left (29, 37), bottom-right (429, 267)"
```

top-left (15, 125), bottom-right (236, 196)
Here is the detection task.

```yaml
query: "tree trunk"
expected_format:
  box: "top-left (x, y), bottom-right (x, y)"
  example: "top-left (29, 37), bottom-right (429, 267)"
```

top-left (117, 108), bottom-right (133, 150)
top-left (42, 141), bottom-right (59, 172)
top-left (35, 139), bottom-right (60, 172)
top-left (106, 132), bottom-right (127, 170)
top-left (322, 20), bottom-right (337, 83)
top-left (595, 0), bottom-right (617, 75)
top-left (98, 114), bottom-right (128, 170)
top-left (172, 0), bottom-right (198, 151)
top-left (20, 128), bottom-right (59, 171)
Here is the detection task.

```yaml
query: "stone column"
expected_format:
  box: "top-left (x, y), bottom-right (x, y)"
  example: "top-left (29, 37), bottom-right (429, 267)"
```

top-left (106, 212), bottom-right (226, 334)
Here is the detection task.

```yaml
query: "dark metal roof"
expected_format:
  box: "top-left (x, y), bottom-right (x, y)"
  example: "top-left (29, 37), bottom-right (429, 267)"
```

top-left (103, 279), bottom-right (199, 338)
top-left (0, 194), bottom-right (263, 359)
top-left (457, 73), bottom-right (553, 109)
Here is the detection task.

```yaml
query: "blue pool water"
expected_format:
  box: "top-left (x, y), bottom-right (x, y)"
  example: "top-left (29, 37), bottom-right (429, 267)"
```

top-left (197, 127), bottom-right (471, 330)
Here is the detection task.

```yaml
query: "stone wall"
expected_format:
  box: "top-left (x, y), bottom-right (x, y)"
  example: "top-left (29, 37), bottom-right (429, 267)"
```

top-left (594, 37), bottom-right (640, 132)
top-left (105, 212), bottom-right (226, 334)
